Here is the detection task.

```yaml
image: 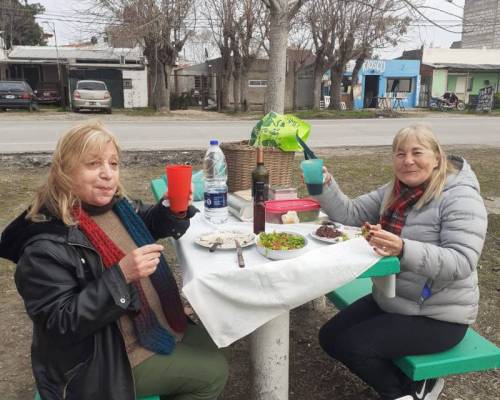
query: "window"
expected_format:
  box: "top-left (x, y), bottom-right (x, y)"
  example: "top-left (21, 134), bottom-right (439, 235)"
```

top-left (123, 79), bottom-right (132, 89)
top-left (386, 78), bottom-right (412, 93)
top-left (341, 76), bottom-right (352, 93)
top-left (77, 81), bottom-right (107, 90)
top-left (248, 80), bottom-right (267, 87)
top-left (194, 76), bottom-right (201, 89)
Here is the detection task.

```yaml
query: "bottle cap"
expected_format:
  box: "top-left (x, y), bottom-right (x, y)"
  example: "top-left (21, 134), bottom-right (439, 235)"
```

top-left (210, 139), bottom-right (219, 145)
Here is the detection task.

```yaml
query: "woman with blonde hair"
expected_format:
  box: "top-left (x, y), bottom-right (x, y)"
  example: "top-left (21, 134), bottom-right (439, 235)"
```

top-left (0, 121), bottom-right (228, 400)
top-left (314, 124), bottom-right (487, 400)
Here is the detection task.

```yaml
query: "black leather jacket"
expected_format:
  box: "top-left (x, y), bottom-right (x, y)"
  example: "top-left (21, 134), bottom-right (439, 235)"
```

top-left (0, 199), bottom-right (196, 400)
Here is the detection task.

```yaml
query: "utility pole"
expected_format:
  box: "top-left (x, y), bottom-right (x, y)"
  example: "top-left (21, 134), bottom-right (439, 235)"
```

top-left (43, 22), bottom-right (66, 108)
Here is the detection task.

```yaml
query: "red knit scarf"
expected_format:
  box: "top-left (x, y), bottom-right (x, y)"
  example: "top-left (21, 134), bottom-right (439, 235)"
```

top-left (379, 180), bottom-right (426, 235)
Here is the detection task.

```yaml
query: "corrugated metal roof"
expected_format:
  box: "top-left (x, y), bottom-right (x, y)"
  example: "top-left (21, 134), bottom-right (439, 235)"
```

top-left (8, 46), bottom-right (143, 62)
top-left (424, 62), bottom-right (500, 70)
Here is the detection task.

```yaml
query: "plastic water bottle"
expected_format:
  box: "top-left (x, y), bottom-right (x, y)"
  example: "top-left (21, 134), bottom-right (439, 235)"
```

top-left (203, 139), bottom-right (228, 224)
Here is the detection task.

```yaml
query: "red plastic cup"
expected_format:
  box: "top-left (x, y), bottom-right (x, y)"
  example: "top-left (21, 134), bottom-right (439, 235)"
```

top-left (166, 165), bottom-right (192, 213)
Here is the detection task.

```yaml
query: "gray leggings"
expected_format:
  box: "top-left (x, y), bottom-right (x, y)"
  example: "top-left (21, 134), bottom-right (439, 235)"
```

top-left (319, 295), bottom-right (468, 399)
top-left (133, 324), bottom-right (229, 400)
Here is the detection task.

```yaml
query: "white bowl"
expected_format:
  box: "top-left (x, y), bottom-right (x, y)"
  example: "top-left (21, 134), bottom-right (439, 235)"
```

top-left (256, 231), bottom-right (309, 260)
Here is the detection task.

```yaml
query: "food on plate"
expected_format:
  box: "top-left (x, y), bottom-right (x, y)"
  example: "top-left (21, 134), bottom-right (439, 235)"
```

top-left (258, 231), bottom-right (306, 251)
top-left (315, 225), bottom-right (348, 241)
top-left (196, 231), bottom-right (255, 249)
top-left (361, 223), bottom-right (371, 238)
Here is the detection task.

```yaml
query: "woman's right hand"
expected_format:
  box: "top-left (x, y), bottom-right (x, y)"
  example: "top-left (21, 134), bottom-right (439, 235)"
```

top-left (118, 244), bottom-right (164, 284)
top-left (322, 166), bottom-right (332, 185)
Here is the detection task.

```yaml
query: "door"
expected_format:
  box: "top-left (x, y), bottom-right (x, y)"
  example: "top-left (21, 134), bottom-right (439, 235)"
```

top-left (455, 76), bottom-right (467, 101)
top-left (363, 75), bottom-right (380, 108)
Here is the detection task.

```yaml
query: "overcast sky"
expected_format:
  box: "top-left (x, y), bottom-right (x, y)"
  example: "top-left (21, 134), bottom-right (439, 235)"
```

top-left (34, 0), bottom-right (465, 60)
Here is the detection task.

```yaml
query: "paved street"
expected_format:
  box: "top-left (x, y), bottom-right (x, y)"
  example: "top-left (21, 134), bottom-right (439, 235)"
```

top-left (0, 116), bottom-right (499, 153)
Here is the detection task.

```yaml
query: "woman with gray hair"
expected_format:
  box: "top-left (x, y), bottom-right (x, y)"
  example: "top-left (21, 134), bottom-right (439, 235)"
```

top-left (0, 120), bottom-right (228, 400)
top-left (314, 124), bottom-right (487, 400)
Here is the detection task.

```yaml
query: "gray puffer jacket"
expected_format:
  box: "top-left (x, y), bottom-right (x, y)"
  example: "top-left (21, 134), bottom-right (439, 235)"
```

top-left (314, 156), bottom-right (487, 325)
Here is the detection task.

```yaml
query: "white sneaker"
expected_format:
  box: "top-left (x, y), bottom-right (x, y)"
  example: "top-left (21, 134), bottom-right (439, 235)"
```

top-left (394, 378), bottom-right (445, 400)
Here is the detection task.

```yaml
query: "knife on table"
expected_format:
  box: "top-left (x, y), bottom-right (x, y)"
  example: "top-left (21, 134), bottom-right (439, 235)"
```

top-left (234, 239), bottom-right (245, 268)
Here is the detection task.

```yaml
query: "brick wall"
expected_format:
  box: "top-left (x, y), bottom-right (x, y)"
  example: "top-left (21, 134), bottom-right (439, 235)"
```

top-left (462, 0), bottom-right (500, 49)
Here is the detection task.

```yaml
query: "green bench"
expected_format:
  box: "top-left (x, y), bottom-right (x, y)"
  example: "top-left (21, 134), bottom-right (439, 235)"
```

top-left (151, 177), bottom-right (167, 202)
top-left (326, 278), bottom-right (500, 380)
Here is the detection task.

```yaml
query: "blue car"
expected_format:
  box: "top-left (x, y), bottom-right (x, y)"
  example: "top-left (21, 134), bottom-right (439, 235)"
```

top-left (0, 81), bottom-right (39, 111)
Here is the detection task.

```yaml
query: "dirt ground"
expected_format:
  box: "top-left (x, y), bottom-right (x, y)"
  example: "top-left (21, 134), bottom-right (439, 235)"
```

top-left (0, 146), bottom-right (498, 400)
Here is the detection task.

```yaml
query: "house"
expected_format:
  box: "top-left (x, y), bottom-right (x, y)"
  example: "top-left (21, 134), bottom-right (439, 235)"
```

top-left (0, 41), bottom-right (148, 109)
top-left (298, 59), bottom-right (421, 109)
top-left (400, 48), bottom-right (500, 105)
top-left (173, 49), bottom-right (315, 111)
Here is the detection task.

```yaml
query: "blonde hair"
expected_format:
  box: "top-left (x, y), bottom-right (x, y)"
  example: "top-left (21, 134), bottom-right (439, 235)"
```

top-left (383, 124), bottom-right (456, 211)
top-left (27, 120), bottom-right (125, 225)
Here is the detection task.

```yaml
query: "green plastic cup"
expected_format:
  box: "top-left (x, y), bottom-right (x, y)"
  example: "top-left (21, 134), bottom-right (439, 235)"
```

top-left (300, 159), bottom-right (324, 195)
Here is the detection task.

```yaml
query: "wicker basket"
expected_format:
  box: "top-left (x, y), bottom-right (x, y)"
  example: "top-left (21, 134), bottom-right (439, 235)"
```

top-left (220, 141), bottom-right (295, 193)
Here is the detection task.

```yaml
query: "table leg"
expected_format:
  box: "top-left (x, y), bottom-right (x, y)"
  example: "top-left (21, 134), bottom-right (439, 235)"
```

top-left (250, 312), bottom-right (290, 400)
top-left (372, 275), bottom-right (396, 297)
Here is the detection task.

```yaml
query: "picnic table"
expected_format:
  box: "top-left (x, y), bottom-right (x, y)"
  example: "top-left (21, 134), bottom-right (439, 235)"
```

top-left (174, 202), bottom-right (400, 400)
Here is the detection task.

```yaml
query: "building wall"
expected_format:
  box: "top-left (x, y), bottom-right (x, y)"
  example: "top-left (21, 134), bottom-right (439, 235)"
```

top-left (432, 70), bottom-right (448, 97)
top-left (122, 69), bottom-right (148, 108)
top-left (462, 0), bottom-right (500, 49)
top-left (41, 65), bottom-right (59, 82)
top-left (469, 72), bottom-right (500, 92)
top-left (423, 48), bottom-right (500, 65)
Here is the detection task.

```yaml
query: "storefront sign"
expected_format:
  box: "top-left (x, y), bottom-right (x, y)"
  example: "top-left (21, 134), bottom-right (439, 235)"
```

top-left (476, 85), bottom-right (494, 112)
top-left (362, 60), bottom-right (386, 74)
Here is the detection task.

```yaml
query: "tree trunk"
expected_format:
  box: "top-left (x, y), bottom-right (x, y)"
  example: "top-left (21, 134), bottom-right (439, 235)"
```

top-left (240, 69), bottom-right (249, 112)
top-left (329, 65), bottom-right (344, 110)
top-left (151, 57), bottom-right (169, 111)
top-left (265, 10), bottom-right (288, 114)
top-left (165, 64), bottom-right (173, 111)
top-left (233, 74), bottom-right (241, 112)
top-left (350, 57), bottom-right (365, 108)
top-left (233, 54), bottom-right (242, 112)
top-left (220, 44), bottom-right (232, 110)
top-left (312, 64), bottom-right (323, 111)
top-left (292, 61), bottom-right (298, 111)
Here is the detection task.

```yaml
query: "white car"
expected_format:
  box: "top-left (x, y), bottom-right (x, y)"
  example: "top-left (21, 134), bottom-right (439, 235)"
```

top-left (72, 80), bottom-right (112, 113)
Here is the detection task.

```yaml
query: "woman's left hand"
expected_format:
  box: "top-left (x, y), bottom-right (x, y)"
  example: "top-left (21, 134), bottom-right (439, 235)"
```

top-left (365, 226), bottom-right (403, 257)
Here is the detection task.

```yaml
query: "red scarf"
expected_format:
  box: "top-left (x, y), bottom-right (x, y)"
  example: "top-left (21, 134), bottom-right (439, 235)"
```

top-left (379, 180), bottom-right (426, 235)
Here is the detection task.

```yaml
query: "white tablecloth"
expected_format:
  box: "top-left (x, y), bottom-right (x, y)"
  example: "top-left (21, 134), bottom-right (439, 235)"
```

top-left (176, 210), bottom-right (382, 348)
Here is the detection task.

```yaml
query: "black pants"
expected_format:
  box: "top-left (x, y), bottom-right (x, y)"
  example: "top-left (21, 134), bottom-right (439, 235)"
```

top-left (319, 295), bottom-right (467, 400)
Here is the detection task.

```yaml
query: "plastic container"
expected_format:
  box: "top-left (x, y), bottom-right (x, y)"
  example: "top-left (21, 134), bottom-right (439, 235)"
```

top-left (265, 199), bottom-right (320, 224)
top-left (203, 139), bottom-right (228, 224)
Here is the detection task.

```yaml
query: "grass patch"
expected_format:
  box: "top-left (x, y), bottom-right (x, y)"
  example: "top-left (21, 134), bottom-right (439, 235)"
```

top-left (0, 146), bottom-right (498, 400)
top-left (292, 109), bottom-right (379, 119)
top-left (115, 107), bottom-right (158, 117)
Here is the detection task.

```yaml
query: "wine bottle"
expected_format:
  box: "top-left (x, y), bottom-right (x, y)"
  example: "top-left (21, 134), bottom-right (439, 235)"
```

top-left (252, 147), bottom-right (269, 235)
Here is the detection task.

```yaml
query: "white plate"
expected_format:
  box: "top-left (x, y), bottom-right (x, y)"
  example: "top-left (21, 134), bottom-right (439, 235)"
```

top-left (310, 224), bottom-right (362, 244)
top-left (310, 230), bottom-right (347, 244)
top-left (256, 231), bottom-right (308, 260)
top-left (195, 230), bottom-right (255, 250)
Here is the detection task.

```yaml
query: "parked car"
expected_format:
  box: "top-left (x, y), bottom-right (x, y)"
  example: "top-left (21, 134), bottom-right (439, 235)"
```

top-left (72, 80), bottom-right (112, 113)
top-left (0, 80), bottom-right (39, 112)
top-left (34, 82), bottom-right (61, 105)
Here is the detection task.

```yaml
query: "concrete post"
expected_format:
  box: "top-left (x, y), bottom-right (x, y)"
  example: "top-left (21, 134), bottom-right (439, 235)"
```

top-left (250, 312), bottom-right (290, 400)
